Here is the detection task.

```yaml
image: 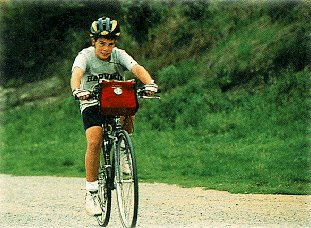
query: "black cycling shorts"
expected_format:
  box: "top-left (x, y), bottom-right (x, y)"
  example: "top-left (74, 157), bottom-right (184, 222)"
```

top-left (82, 105), bottom-right (105, 131)
top-left (81, 105), bottom-right (134, 132)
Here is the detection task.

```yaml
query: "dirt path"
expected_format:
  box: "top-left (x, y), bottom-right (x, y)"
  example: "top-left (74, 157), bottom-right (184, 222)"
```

top-left (0, 175), bottom-right (310, 227)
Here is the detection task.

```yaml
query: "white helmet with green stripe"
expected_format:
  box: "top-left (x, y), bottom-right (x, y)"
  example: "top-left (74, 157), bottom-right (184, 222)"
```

top-left (90, 17), bottom-right (120, 39)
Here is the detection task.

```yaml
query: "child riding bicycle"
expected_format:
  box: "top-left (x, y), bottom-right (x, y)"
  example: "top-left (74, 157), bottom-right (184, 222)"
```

top-left (70, 17), bottom-right (158, 216)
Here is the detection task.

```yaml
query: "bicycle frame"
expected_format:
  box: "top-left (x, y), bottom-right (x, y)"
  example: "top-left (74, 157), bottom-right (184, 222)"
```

top-left (101, 117), bottom-right (122, 185)
top-left (92, 80), bottom-right (159, 227)
top-left (98, 116), bottom-right (139, 228)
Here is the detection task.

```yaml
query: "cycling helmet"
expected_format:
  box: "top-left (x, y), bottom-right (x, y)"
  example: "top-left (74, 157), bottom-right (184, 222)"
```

top-left (90, 17), bottom-right (120, 39)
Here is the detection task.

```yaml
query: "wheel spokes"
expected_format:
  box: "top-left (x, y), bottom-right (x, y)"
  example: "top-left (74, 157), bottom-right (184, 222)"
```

top-left (115, 132), bottom-right (138, 228)
top-left (116, 181), bottom-right (135, 226)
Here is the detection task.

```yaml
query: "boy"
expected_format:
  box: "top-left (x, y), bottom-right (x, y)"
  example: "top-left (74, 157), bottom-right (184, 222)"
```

top-left (70, 17), bottom-right (158, 215)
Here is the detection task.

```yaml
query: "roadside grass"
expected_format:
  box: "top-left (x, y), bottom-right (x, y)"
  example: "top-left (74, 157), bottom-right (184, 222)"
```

top-left (133, 111), bottom-right (310, 195)
top-left (1, 93), bottom-right (309, 195)
top-left (1, 98), bottom-right (87, 177)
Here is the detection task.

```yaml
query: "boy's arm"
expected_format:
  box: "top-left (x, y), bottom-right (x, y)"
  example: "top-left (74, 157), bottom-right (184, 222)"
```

top-left (71, 67), bottom-right (90, 100)
top-left (70, 67), bottom-right (84, 91)
top-left (131, 64), bottom-right (154, 84)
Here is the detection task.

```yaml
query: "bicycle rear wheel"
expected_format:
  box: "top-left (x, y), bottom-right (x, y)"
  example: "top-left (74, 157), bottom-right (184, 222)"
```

top-left (115, 130), bottom-right (138, 228)
top-left (96, 163), bottom-right (112, 227)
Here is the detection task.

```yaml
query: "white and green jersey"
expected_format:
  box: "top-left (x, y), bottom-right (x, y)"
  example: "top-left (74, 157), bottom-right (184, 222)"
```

top-left (72, 46), bottom-right (137, 112)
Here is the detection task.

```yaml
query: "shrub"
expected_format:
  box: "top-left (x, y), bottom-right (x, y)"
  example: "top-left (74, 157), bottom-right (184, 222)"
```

top-left (158, 59), bottom-right (199, 91)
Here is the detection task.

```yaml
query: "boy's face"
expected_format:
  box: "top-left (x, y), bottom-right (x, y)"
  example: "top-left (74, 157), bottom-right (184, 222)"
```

top-left (93, 37), bottom-right (116, 61)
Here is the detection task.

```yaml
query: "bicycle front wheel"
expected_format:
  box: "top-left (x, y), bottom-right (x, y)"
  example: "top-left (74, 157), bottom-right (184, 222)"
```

top-left (115, 130), bottom-right (138, 228)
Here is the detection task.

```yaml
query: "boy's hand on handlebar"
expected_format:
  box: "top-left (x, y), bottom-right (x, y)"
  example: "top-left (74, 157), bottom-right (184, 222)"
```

top-left (72, 88), bottom-right (91, 100)
top-left (144, 83), bottom-right (158, 95)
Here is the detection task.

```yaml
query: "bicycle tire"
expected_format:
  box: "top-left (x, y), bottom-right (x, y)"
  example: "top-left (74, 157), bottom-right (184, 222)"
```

top-left (115, 130), bottom-right (139, 228)
top-left (96, 163), bottom-right (112, 227)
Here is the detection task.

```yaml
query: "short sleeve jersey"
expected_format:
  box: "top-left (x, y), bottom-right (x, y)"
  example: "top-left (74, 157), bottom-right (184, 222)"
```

top-left (72, 46), bottom-right (137, 112)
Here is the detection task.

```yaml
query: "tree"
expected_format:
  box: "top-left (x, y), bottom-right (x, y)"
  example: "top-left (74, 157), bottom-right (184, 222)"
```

top-left (124, 0), bottom-right (161, 43)
top-left (1, 0), bottom-right (121, 87)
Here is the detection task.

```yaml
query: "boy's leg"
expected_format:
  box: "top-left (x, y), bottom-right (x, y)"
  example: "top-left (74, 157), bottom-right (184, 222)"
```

top-left (85, 126), bottom-right (103, 183)
top-left (81, 106), bottom-right (104, 215)
top-left (84, 125), bottom-right (103, 216)
top-left (120, 115), bottom-right (135, 134)
top-left (119, 116), bottom-right (134, 175)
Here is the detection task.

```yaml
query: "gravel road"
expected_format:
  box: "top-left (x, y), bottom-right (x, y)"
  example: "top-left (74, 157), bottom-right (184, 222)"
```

top-left (0, 174), bottom-right (310, 227)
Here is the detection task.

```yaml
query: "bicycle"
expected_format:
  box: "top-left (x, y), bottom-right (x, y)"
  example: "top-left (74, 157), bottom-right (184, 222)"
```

top-left (90, 80), bottom-right (160, 228)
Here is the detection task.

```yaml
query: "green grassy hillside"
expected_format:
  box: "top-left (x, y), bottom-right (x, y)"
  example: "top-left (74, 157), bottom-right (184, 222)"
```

top-left (1, 1), bottom-right (310, 194)
top-left (1, 73), bottom-right (309, 194)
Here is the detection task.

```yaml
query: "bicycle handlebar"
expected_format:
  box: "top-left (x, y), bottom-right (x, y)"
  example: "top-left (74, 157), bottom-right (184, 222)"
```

top-left (137, 88), bottom-right (161, 99)
top-left (89, 82), bottom-right (161, 100)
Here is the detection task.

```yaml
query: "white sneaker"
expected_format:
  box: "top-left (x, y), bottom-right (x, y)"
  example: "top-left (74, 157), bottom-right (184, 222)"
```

top-left (85, 191), bottom-right (102, 216)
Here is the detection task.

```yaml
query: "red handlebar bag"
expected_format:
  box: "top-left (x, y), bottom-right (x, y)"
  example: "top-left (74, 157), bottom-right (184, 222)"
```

top-left (99, 80), bottom-right (138, 116)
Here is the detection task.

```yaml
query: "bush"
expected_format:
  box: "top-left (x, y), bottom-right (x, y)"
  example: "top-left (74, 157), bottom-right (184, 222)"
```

top-left (158, 59), bottom-right (199, 91)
